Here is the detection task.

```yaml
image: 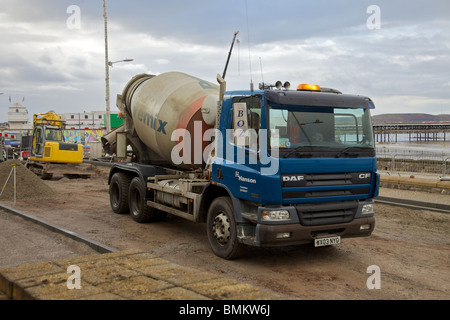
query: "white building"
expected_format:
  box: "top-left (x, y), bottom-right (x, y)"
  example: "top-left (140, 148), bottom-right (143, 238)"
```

top-left (62, 111), bottom-right (107, 130)
top-left (8, 103), bottom-right (32, 129)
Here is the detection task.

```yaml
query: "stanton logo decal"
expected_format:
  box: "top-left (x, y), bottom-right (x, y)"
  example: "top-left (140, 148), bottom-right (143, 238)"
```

top-left (283, 175), bottom-right (305, 182)
top-left (235, 171), bottom-right (257, 184)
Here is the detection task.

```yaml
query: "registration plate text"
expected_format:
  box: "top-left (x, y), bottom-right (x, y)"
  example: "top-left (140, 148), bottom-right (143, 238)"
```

top-left (314, 236), bottom-right (341, 247)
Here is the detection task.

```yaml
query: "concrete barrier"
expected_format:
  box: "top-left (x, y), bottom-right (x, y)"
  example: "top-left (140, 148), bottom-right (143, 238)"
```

top-left (380, 174), bottom-right (450, 194)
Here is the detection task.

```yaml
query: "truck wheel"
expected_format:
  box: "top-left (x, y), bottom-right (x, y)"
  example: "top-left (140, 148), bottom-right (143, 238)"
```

top-left (129, 177), bottom-right (154, 223)
top-left (110, 172), bottom-right (131, 214)
top-left (206, 197), bottom-right (246, 260)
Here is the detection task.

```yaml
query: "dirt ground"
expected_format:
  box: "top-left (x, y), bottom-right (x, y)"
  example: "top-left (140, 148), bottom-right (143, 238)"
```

top-left (2, 166), bottom-right (449, 300)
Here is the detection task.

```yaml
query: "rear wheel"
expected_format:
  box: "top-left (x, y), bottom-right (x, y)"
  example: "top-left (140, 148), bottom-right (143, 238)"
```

top-left (129, 177), bottom-right (155, 223)
top-left (109, 172), bottom-right (131, 214)
top-left (206, 197), bottom-right (246, 260)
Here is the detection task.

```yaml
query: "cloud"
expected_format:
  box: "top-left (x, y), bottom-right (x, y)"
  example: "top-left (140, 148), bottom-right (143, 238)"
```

top-left (0, 0), bottom-right (449, 122)
top-left (374, 95), bottom-right (450, 115)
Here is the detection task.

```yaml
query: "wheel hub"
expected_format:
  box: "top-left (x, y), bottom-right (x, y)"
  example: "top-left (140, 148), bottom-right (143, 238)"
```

top-left (212, 213), bottom-right (230, 245)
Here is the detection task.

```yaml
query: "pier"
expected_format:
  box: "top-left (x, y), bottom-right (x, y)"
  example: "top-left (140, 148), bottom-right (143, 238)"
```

top-left (373, 123), bottom-right (450, 143)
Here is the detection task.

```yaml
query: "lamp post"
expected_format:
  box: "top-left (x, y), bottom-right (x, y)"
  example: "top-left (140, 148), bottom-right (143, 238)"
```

top-left (103, 0), bottom-right (112, 132)
top-left (103, 0), bottom-right (133, 132)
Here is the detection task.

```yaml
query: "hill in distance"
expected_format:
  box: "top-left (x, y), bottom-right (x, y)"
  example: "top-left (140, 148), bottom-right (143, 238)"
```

top-left (372, 113), bottom-right (450, 124)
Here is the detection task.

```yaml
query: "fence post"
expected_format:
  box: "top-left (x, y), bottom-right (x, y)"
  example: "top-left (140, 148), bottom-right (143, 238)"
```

top-left (392, 154), bottom-right (397, 173)
top-left (13, 164), bottom-right (16, 204)
top-left (444, 157), bottom-right (450, 177)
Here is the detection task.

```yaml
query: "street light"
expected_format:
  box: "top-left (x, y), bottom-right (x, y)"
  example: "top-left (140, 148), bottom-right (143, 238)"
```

top-left (109, 59), bottom-right (134, 67)
top-left (103, 0), bottom-right (133, 132)
top-left (105, 58), bottom-right (134, 133)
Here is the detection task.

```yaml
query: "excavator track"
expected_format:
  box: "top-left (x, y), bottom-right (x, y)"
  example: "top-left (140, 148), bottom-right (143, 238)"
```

top-left (25, 161), bottom-right (94, 180)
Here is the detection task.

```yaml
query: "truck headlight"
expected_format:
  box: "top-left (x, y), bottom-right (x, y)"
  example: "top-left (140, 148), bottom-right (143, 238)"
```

top-left (262, 210), bottom-right (290, 221)
top-left (361, 204), bottom-right (374, 214)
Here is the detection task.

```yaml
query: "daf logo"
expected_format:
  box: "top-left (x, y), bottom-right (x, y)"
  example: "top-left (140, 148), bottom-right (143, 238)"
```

top-left (359, 173), bottom-right (371, 179)
top-left (283, 175), bottom-right (305, 182)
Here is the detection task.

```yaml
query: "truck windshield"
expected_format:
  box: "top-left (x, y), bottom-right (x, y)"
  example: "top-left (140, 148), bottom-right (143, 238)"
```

top-left (268, 103), bottom-right (375, 158)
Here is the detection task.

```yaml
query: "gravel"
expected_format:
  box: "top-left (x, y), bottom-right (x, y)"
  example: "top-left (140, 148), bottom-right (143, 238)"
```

top-left (0, 160), bottom-right (55, 202)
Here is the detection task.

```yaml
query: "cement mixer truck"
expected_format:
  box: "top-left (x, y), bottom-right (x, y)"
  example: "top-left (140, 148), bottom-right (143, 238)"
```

top-left (103, 72), bottom-right (379, 259)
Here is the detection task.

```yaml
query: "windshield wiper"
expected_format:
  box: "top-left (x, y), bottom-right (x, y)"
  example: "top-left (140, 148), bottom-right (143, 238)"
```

top-left (298, 120), bottom-right (324, 126)
top-left (334, 146), bottom-right (370, 158)
top-left (283, 146), bottom-right (314, 158)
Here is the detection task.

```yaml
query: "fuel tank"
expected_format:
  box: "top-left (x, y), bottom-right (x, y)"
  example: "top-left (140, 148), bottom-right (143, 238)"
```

top-left (122, 72), bottom-right (219, 168)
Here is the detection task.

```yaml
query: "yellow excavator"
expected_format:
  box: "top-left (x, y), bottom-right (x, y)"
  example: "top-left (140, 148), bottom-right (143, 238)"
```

top-left (26, 112), bottom-right (93, 179)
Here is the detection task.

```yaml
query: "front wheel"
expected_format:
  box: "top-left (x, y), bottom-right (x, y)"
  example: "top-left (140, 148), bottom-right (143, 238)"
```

top-left (206, 197), bottom-right (246, 260)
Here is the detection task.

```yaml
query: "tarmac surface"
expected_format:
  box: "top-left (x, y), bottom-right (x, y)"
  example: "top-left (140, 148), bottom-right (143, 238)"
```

top-left (1, 171), bottom-right (449, 301)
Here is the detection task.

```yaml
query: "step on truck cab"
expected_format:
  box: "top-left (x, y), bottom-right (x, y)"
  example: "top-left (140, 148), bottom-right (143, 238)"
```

top-left (105, 72), bottom-right (379, 259)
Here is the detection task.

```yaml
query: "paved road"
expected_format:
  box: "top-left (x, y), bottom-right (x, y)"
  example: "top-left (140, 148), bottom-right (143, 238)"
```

top-left (0, 209), bottom-right (99, 269)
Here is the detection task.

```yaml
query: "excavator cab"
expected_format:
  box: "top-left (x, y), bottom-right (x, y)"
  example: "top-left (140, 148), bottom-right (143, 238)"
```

top-left (29, 113), bottom-right (83, 164)
top-left (32, 125), bottom-right (66, 156)
top-left (26, 112), bottom-right (93, 179)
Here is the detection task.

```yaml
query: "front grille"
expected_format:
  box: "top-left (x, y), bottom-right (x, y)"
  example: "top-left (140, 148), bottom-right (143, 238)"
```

top-left (284, 188), bottom-right (369, 199)
top-left (282, 172), bottom-right (371, 200)
top-left (295, 201), bottom-right (358, 226)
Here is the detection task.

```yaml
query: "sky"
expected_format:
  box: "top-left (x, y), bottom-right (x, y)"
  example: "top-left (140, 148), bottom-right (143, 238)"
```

top-left (0, 0), bottom-right (449, 123)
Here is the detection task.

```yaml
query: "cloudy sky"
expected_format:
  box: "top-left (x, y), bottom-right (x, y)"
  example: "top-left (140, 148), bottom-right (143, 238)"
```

top-left (0, 0), bottom-right (449, 122)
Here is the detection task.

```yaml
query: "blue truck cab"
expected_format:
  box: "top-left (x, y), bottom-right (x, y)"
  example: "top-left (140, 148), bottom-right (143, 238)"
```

top-left (206, 84), bottom-right (379, 258)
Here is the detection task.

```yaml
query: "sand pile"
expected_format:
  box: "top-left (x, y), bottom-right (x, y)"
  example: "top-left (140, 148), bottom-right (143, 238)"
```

top-left (0, 160), bottom-right (56, 202)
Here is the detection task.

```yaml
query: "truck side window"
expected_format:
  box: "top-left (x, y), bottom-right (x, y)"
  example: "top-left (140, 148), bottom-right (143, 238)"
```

top-left (249, 111), bottom-right (260, 132)
top-left (231, 96), bottom-right (262, 150)
top-left (248, 110), bottom-right (261, 150)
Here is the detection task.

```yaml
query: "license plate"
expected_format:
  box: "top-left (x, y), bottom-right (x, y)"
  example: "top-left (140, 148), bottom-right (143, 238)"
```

top-left (314, 236), bottom-right (341, 247)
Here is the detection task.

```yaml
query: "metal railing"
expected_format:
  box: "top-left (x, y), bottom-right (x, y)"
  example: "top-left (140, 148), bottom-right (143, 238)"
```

top-left (377, 150), bottom-right (450, 177)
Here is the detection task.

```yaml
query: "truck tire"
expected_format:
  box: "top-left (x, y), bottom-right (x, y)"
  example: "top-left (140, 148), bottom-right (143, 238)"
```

top-left (206, 197), bottom-right (246, 260)
top-left (129, 177), bottom-right (155, 223)
top-left (110, 172), bottom-right (131, 214)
